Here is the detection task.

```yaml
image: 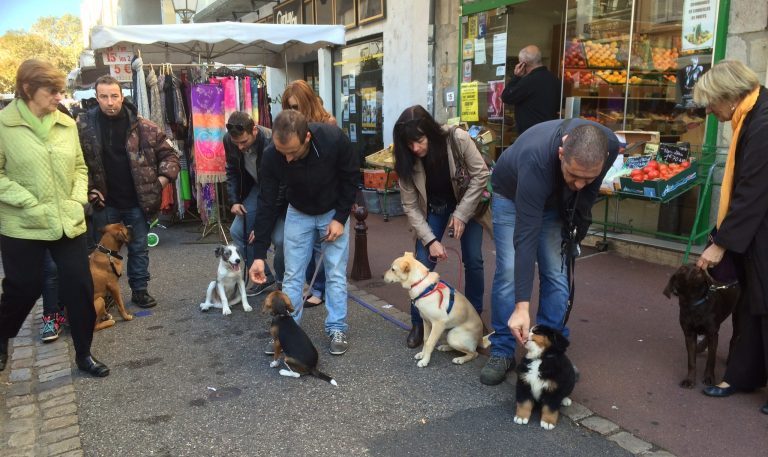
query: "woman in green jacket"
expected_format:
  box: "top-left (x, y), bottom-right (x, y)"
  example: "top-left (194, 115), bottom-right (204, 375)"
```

top-left (0, 59), bottom-right (109, 377)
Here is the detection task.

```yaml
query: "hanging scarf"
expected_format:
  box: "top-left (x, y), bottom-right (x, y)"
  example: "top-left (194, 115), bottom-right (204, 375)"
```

top-left (17, 99), bottom-right (57, 140)
top-left (146, 68), bottom-right (164, 128)
top-left (131, 56), bottom-right (151, 119)
top-left (717, 86), bottom-right (760, 227)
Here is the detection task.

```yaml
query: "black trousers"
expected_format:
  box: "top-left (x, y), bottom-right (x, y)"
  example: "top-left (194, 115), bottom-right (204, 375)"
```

top-left (0, 234), bottom-right (95, 358)
top-left (723, 294), bottom-right (768, 391)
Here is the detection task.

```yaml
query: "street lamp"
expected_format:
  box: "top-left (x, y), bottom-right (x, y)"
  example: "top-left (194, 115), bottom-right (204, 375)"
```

top-left (172, 0), bottom-right (198, 23)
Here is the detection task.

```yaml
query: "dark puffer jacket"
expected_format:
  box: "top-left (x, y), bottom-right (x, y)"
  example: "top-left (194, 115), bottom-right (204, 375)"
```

top-left (77, 101), bottom-right (180, 219)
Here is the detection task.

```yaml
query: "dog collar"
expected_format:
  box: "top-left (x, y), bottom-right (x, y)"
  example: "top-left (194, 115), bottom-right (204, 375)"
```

top-left (410, 274), bottom-right (430, 290)
top-left (96, 244), bottom-right (123, 260)
top-left (411, 280), bottom-right (455, 315)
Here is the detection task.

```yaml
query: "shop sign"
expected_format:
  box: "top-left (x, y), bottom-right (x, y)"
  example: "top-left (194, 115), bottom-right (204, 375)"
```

top-left (274, 0), bottom-right (301, 24)
top-left (682, 0), bottom-right (716, 51)
top-left (109, 63), bottom-right (132, 82)
top-left (102, 46), bottom-right (132, 65)
top-left (460, 81), bottom-right (479, 122)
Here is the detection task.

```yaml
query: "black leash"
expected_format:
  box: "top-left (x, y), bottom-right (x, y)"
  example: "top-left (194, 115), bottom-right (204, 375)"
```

top-left (95, 244), bottom-right (123, 278)
top-left (560, 193), bottom-right (580, 329)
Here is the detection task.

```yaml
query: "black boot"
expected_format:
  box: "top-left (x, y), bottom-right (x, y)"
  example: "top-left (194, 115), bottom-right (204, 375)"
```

top-left (406, 324), bottom-right (424, 349)
top-left (76, 355), bottom-right (110, 377)
top-left (0, 337), bottom-right (8, 372)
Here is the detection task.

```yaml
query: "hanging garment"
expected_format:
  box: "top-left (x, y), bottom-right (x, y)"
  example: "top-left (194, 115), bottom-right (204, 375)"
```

top-left (258, 84), bottom-right (271, 128)
top-left (190, 83), bottom-right (226, 184)
top-left (131, 55), bottom-right (151, 119)
top-left (146, 68), bottom-right (164, 128)
top-left (250, 77), bottom-right (260, 124)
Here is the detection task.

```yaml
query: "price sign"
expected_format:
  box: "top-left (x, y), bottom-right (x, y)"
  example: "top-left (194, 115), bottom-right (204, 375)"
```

top-left (102, 46), bottom-right (133, 65)
top-left (657, 142), bottom-right (690, 164)
top-left (624, 154), bottom-right (652, 169)
top-left (110, 63), bottom-right (132, 82)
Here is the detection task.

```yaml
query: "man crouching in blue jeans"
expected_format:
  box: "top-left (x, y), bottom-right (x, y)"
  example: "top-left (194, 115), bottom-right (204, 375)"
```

top-left (249, 109), bottom-right (359, 355)
top-left (480, 119), bottom-right (619, 385)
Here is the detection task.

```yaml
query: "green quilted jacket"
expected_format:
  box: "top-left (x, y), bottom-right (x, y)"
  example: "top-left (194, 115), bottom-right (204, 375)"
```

top-left (0, 99), bottom-right (89, 240)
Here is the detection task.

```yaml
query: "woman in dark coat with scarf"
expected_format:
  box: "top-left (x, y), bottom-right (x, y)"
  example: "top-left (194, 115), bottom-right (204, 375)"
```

top-left (694, 60), bottom-right (768, 415)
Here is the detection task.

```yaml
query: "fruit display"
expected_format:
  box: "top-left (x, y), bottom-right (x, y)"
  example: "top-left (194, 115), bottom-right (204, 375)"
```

top-left (564, 39), bottom-right (587, 68)
top-left (652, 47), bottom-right (679, 71)
top-left (584, 40), bottom-right (623, 68)
top-left (564, 70), bottom-right (595, 86)
top-left (627, 159), bottom-right (691, 183)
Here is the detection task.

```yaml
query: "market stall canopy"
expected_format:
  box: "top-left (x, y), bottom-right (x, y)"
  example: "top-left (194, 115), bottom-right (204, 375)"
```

top-left (89, 22), bottom-right (346, 67)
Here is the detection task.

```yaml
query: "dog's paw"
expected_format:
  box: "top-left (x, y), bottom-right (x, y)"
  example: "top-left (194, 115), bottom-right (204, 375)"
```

top-left (452, 356), bottom-right (466, 365)
top-left (243, 304), bottom-right (253, 312)
top-left (279, 369), bottom-right (300, 378)
top-left (436, 344), bottom-right (453, 352)
top-left (269, 360), bottom-right (280, 368)
top-left (540, 420), bottom-right (556, 430)
top-left (199, 303), bottom-right (211, 312)
top-left (561, 397), bottom-right (572, 407)
top-left (513, 416), bottom-right (529, 425)
top-left (414, 351), bottom-right (424, 360)
top-left (222, 307), bottom-right (232, 316)
top-left (416, 358), bottom-right (431, 368)
top-left (124, 314), bottom-right (134, 321)
top-left (703, 375), bottom-right (715, 386)
top-left (679, 379), bottom-right (695, 389)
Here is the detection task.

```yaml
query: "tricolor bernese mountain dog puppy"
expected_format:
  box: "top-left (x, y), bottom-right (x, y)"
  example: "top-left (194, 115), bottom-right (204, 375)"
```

top-left (514, 325), bottom-right (576, 430)
top-left (263, 291), bottom-right (337, 386)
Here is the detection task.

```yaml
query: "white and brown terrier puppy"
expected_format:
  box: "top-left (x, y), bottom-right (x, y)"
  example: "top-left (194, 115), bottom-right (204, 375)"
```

top-left (199, 245), bottom-right (252, 315)
top-left (514, 325), bottom-right (576, 430)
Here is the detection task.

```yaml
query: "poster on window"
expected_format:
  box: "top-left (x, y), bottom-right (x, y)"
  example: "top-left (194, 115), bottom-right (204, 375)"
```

top-left (349, 123), bottom-right (357, 142)
top-left (488, 80), bottom-right (505, 121)
top-left (460, 82), bottom-right (479, 122)
top-left (462, 60), bottom-right (473, 83)
top-left (361, 87), bottom-right (378, 134)
top-left (682, 0), bottom-right (716, 51)
top-left (349, 94), bottom-right (357, 114)
top-left (342, 76), bottom-right (349, 96)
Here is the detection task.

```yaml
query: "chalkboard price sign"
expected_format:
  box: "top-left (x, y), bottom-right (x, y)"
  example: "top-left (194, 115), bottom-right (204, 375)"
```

top-left (625, 154), bottom-right (652, 169)
top-left (657, 142), bottom-right (690, 164)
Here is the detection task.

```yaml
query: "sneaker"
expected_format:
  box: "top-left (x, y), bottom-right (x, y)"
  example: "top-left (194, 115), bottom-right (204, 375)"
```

top-left (329, 330), bottom-right (348, 355)
top-left (131, 290), bottom-right (157, 308)
top-left (264, 339), bottom-right (275, 355)
top-left (480, 356), bottom-right (516, 385)
top-left (56, 311), bottom-right (68, 327)
top-left (40, 314), bottom-right (61, 343)
top-left (247, 279), bottom-right (276, 297)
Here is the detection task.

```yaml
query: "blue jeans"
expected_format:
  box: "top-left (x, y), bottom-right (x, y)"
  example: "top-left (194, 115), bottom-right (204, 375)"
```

top-left (412, 204), bottom-right (484, 325)
top-left (489, 193), bottom-right (570, 358)
top-left (230, 187), bottom-right (274, 282)
top-left (282, 205), bottom-right (349, 334)
top-left (91, 206), bottom-right (151, 292)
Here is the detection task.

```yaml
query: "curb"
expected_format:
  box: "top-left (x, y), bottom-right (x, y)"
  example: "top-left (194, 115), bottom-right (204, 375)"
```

top-left (346, 283), bottom-right (677, 457)
top-left (0, 302), bottom-right (83, 457)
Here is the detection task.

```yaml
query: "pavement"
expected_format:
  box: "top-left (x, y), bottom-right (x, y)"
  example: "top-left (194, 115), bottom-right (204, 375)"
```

top-left (1, 212), bottom-right (766, 457)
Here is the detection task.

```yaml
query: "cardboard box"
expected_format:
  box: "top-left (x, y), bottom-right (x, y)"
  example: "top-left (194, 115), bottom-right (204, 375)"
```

top-left (619, 165), bottom-right (697, 199)
top-left (614, 130), bottom-right (661, 146)
top-left (363, 169), bottom-right (398, 190)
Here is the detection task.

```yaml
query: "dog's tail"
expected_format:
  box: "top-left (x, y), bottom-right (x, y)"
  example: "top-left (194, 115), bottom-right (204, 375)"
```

top-left (311, 368), bottom-right (338, 387)
top-left (479, 332), bottom-right (494, 349)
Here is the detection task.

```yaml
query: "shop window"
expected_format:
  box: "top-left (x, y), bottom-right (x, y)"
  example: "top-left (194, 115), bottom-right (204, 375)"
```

top-left (304, 61), bottom-right (320, 94)
top-left (316, 0), bottom-right (334, 25)
top-left (333, 39), bottom-right (383, 165)
top-left (336, 0), bottom-right (358, 28)
top-left (358, 0), bottom-right (385, 25)
top-left (304, 0), bottom-right (315, 24)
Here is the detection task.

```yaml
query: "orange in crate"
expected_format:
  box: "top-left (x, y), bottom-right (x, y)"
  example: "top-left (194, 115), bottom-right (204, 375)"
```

top-left (363, 169), bottom-right (398, 190)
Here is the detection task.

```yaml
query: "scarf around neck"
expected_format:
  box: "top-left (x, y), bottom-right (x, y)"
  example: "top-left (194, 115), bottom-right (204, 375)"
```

top-left (717, 86), bottom-right (760, 228)
top-left (17, 99), bottom-right (57, 141)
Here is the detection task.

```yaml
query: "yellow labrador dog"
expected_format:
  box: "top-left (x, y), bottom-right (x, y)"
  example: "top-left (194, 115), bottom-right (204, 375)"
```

top-left (384, 252), bottom-right (490, 367)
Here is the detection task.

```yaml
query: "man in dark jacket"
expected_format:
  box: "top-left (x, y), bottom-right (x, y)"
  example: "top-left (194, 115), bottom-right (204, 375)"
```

top-left (223, 111), bottom-right (281, 296)
top-left (480, 119), bottom-right (619, 385)
top-left (78, 75), bottom-right (179, 309)
top-left (249, 110), bottom-right (359, 355)
top-left (502, 45), bottom-right (561, 135)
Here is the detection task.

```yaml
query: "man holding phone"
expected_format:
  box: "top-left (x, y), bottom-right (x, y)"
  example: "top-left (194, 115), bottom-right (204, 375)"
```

top-left (501, 45), bottom-right (561, 135)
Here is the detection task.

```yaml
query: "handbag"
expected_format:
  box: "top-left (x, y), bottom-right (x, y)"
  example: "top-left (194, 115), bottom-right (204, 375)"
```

top-left (448, 126), bottom-right (492, 219)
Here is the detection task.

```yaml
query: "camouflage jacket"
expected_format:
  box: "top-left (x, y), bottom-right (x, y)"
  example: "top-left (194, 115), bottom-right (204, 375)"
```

top-left (77, 101), bottom-right (180, 219)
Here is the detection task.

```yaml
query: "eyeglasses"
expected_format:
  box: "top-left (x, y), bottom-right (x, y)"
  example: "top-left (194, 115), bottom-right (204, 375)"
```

top-left (226, 123), bottom-right (246, 133)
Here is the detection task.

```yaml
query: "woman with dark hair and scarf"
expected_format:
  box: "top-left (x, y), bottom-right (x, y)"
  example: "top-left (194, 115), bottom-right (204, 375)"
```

top-left (392, 105), bottom-right (490, 349)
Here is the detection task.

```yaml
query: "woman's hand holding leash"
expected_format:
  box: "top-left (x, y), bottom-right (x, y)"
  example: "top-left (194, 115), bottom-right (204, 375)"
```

top-left (428, 241), bottom-right (448, 263)
top-left (448, 217), bottom-right (465, 240)
top-left (249, 259), bottom-right (267, 284)
top-left (696, 243), bottom-right (725, 271)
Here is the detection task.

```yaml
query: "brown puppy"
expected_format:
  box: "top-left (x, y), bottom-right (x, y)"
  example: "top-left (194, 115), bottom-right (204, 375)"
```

top-left (90, 223), bottom-right (132, 331)
top-left (383, 252), bottom-right (491, 367)
top-left (262, 291), bottom-right (337, 386)
top-left (663, 264), bottom-right (740, 388)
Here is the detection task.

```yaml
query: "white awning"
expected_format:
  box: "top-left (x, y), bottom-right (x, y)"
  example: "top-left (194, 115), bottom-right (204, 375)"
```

top-left (90, 22), bottom-right (346, 67)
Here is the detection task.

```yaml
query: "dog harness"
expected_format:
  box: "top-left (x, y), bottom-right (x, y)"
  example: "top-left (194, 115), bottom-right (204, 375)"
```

top-left (95, 244), bottom-right (123, 278)
top-left (411, 278), bottom-right (455, 315)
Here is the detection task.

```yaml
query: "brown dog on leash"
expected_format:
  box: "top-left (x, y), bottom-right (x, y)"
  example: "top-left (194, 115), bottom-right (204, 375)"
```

top-left (90, 223), bottom-right (133, 331)
top-left (663, 264), bottom-right (740, 388)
